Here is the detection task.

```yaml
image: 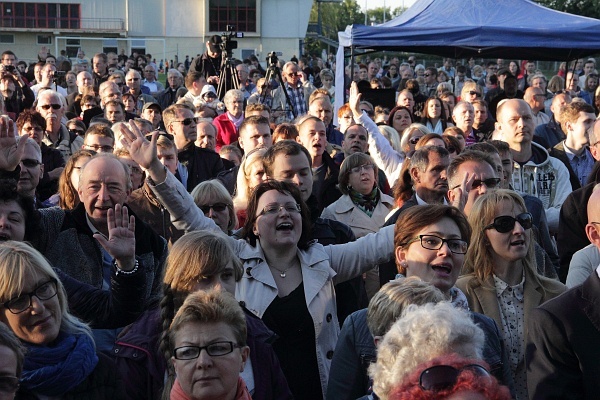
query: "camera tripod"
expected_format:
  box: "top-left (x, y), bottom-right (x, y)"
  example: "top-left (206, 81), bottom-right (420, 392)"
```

top-left (262, 53), bottom-right (295, 120)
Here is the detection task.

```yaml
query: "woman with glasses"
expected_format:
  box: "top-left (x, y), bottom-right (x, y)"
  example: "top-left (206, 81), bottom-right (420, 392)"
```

top-left (369, 302), bottom-right (510, 400)
top-left (191, 180), bottom-right (238, 235)
top-left (457, 190), bottom-right (565, 400)
top-left (321, 153), bottom-right (394, 298)
top-left (460, 81), bottom-right (482, 104)
top-left (0, 241), bottom-right (124, 399)
top-left (124, 131), bottom-right (395, 399)
top-left (232, 148), bottom-right (267, 227)
top-left (399, 123), bottom-right (431, 155)
top-left (166, 290), bottom-right (251, 400)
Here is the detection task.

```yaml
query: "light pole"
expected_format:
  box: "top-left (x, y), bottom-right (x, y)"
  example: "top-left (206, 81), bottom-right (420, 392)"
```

top-left (383, 0), bottom-right (386, 23)
top-left (364, 0), bottom-right (368, 25)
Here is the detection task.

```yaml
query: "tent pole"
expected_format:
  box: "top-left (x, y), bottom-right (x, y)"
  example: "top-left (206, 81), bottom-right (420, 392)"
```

top-left (350, 45), bottom-right (355, 103)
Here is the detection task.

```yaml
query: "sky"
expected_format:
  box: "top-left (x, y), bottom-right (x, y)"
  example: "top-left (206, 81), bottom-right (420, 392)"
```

top-left (361, 0), bottom-right (418, 13)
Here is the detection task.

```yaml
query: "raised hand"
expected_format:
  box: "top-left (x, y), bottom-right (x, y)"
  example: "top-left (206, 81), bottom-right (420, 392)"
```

top-left (0, 115), bottom-right (27, 172)
top-left (118, 122), bottom-right (157, 170)
top-left (94, 204), bottom-right (136, 271)
top-left (349, 81), bottom-right (362, 116)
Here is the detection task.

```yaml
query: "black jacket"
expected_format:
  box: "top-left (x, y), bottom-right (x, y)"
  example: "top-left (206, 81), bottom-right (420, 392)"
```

top-left (178, 143), bottom-right (225, 191)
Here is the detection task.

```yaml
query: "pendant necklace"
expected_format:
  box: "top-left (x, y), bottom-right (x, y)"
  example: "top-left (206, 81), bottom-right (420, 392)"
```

top-left (269, 260), bottom-right (297, 278)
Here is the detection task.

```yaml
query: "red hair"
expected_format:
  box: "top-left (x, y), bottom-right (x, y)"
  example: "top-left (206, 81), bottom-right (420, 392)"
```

top-left (388, 354), bottom-right (511, 400)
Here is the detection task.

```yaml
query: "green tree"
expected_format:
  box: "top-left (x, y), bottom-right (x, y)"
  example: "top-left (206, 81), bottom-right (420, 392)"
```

top-left (309, 0), bottom-right (365, 40)
top-left (536, 0), bottom-right (600, 19)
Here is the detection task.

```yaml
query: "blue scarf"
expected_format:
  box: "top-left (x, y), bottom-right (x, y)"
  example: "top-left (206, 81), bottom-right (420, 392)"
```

top-left (21, 332), bottom-right (99, 396)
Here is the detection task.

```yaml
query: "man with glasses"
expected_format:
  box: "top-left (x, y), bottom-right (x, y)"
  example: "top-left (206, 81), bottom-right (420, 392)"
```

top-left (420, 67), bottom-right (438, 97)
top-left (524, 86), bottom-right (550, 128)
top-left (163, 103), bottom-right (224, 191)
top-left (496, 99), bottom-right (572, 233)
top-left (82, 124), bottom-right (115, 154)
top-left (142, 64), bottom-right (164, 96)
top-left (272, 61), bottom-right (316, 122)
top-left (447, 150), bottom-right (499, 218)
top-left (125, 69), bottom-right (156, 109)
top-left (37, 90), bottom-right (83, 162)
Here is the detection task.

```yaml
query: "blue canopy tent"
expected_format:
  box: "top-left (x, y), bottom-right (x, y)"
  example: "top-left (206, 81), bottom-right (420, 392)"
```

top-left (334, 0), bottom-right (600, 111)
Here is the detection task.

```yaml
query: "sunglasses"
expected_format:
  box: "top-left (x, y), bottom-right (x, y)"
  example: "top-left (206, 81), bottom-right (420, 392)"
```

top-left (199, 203), bottom-right (228, 213)
top-left (172, 117), bottom-right (199, 126)
top-left (484, 212), bottom-right (533, 233)
top-left (419, 364), bottom-right (489, 392)
top-left (40, 104), bottom-right (61, 110)
top-left (409, 136), bottom-right (422, 144)
top-left (471, 177), bottom-right (501, 190)
top-left (468, 91), bottom-right (481, 97)
top-left (424, 74), bottom-right (431, 77)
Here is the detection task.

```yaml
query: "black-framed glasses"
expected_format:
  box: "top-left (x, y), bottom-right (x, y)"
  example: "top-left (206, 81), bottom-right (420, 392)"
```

top-left (409, 136), bottom-right (422, 144)
top-left (452, 178), bottom-right (500, 191)
top-left (0, 376), bottom-right (19, 394)
top-left (424, 74), bottom-right (431, 77)
top-left (419, 364), bottom-right (489, 392)
top-left (172, 117), bottom-right (199, 126)
top-left (468, 91), bottom-right (481, 97)
top-left (3, 279), bottom-right (58, 314)
top-left (484, 212), bottom-right (533, 233)
top-left (350, 164), bottom-right (375, 174)
top-left (258, 202), bottom-right (301, 217)
top-left (174, 341), bottom-right (241, 360)
top-left (405, 235), bottom-right (468, 254)
top-left (20, 159), bottom-right (41, 168)
top-left (199, 203), bottom-right (228, 214)
top-left (40, 104), bottom-right (61, 110)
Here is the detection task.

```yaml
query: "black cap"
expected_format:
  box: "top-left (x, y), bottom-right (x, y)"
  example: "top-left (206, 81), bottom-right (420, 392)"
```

top-left (497, 67), bottom-right (511, 77)
top-left (209, 35), bottom-right (222, 46)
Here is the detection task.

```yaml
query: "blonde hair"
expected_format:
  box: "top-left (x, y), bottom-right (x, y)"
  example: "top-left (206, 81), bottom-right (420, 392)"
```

top-left (191, 180), bottom-right (237, 232)
top-left (0, 241), bottom-right (94, 344)
top-left (233, 147), bottom-right (267, 212)
top-left (463, 189), bottom-right (536, 282)
top-left (378, 125), bottom-right (402, 153)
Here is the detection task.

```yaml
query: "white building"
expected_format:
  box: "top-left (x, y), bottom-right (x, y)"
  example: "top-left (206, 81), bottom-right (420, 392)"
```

top-left (0, 0), bottom-right (313, 65)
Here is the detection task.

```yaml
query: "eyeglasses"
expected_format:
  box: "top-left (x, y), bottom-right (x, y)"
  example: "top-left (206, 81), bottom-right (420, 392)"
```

top-left (39, 104), bottom-right (61, 110)
top-left (419, 364), bottom-right (489, 392)
top-left (350, 164), bottom-right (375, 174)
top-left (405, 234), bottom-right (468, 254)
top-left (468, 91), bottom-right (481, 97)
top-left (484, 212), bottom-right (533, 233)
top-left (452, 178), bottom-right (501, 191)
top-left (3, 279), bottom-right (58, 314)
top-left (0, 376), bottom-right (19, 394)
top-left (424, 74), bottom-right (431, 77)
top-left (258, 202), bottom-right (301, 216)
top-left (85, 144), bottom-right (114, 152)
top-left (144, 70), bottom-right (154, 73)
top-left (199, 203), bottom-right (228, 214)
top-left (174, 341), bottom-right (241, 360)
top-left (68, 128), bottom-right (85, 136)
top-left (20, 158), bottom-right (41, 168)
top-left (409, 136), bottom-right (422, 144)
top-left (172, 117), bottom-right (199, 126)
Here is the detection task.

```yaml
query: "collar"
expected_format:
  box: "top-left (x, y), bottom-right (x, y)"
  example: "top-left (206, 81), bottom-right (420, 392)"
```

top-left (562, 141), bottom-right (590, 159)
top-left (493, 272), bottom-right (525, 302)
top-left (596, 263), bottom-right (600, 280)
top-left (84, 212), bottom-right (106, 239)
top-left (415, 192), bottom-right (448, 205)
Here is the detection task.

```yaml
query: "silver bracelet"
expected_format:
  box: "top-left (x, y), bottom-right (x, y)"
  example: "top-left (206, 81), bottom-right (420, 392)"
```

top-left (114, 259), bottom-right (139, 275)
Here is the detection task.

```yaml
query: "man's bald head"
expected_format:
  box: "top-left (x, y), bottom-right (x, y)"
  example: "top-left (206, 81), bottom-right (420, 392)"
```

top-left (587, 185), bottom-right (600, 241)
top-left (589, 120), bottom-right (600, 162)
top-left (550, 93), bottom-right (572, 122)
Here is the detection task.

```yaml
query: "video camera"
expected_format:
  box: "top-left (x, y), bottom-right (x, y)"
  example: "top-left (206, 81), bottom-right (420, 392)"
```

top-left (220, 25), bottom-right (244, 55)
top-left (266, 52), bottom-right (283, 67)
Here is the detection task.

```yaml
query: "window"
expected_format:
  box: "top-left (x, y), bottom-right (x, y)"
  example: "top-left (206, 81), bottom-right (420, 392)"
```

top-left (208, 0), bottom-right (256, 33)
top-left (66, 39), bottom-right (80, 58)
top-left (37, 35), bottom-right (52, 45)
top-left (0, 3), bottom-right (80, 29)
top-left (0, 35), bottom-right (14, 44)
top-left (103, 39), bottom-right (118, 55)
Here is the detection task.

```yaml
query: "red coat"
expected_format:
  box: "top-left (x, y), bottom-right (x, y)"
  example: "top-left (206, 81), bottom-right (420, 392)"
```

top-left (213, 112), bottom-right (240, 151)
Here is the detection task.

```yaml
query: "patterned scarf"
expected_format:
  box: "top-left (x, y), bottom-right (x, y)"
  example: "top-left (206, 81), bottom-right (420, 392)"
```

top-left (349, 186), bottom-right (380, 217)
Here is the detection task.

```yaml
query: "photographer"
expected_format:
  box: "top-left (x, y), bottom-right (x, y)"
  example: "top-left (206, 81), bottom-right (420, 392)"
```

top-left (190, 35), bottom-right (223, 86)
top-left (30, 63), bottom-right (68, 98)
top-left (0, 66), bottom-right (34, 119)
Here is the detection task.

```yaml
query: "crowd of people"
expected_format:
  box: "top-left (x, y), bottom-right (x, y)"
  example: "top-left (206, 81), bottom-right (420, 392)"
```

top-left (0, 42), bottom-right (599, 400)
